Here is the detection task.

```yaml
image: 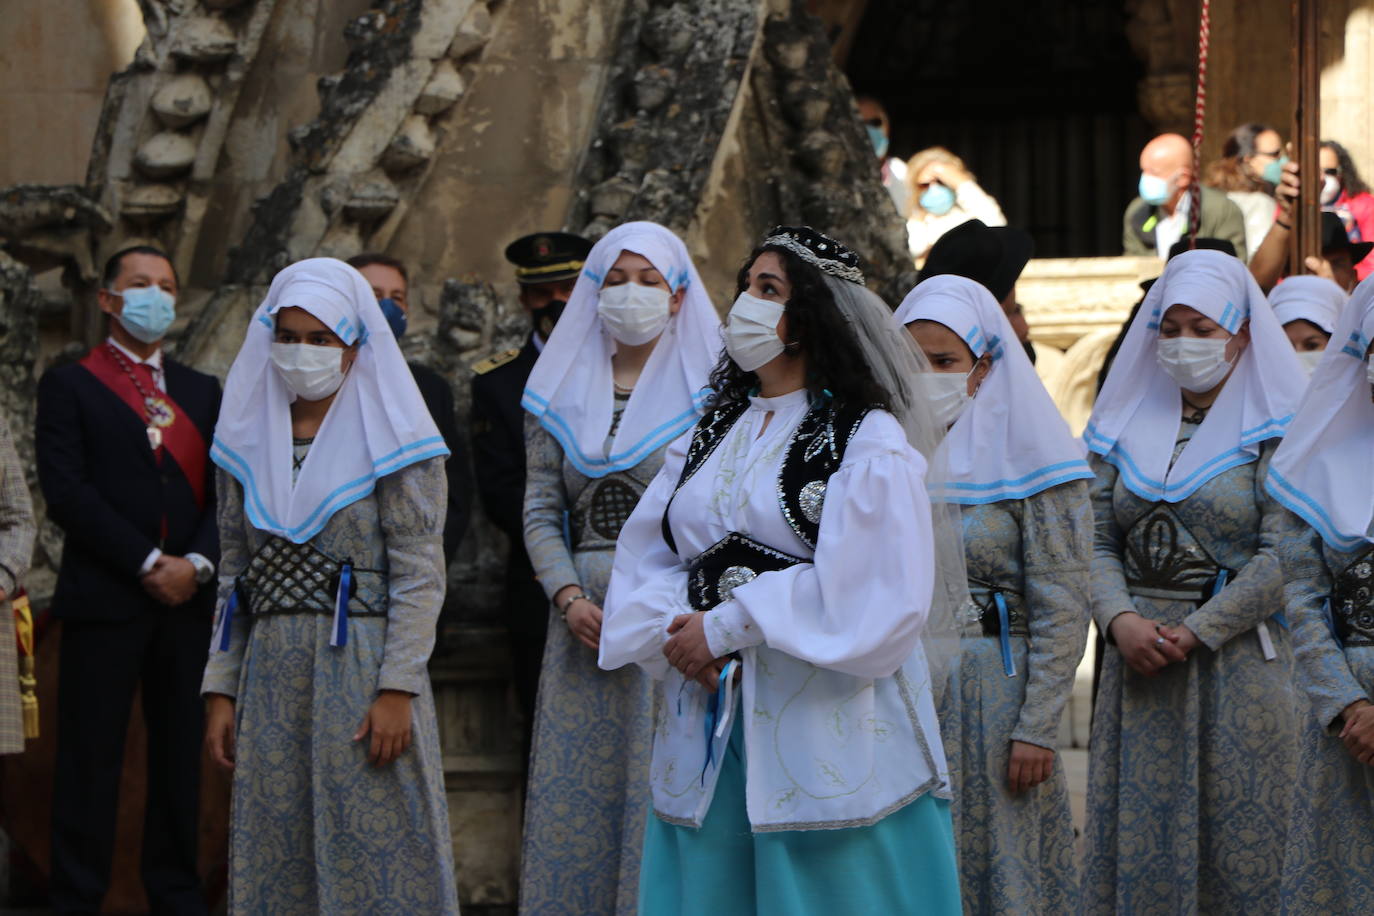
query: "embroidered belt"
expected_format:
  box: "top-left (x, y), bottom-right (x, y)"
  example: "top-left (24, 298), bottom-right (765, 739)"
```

top-left (686, 532), bottom-right (806, 613)
top-left (212, 537), bottom-right (385, 653)
top-left (1329, 550), bottom-right (1374, 648)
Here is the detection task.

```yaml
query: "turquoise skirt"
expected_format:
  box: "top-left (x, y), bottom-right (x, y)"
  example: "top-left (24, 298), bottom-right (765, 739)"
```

top-left (639, 716), bottom-right (962, 916)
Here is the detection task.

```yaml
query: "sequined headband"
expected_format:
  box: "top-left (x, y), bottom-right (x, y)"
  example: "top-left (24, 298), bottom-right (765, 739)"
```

top-left (761, 225), bottom-right (866, 286)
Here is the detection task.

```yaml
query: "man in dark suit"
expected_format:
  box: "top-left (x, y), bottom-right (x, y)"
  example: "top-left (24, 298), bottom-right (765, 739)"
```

top-left (346, 254), bottom-right (470, 567)
top-left (38, 246), bottom-right (220, 915)
top-left (469, 232), bottom-right (590, 750)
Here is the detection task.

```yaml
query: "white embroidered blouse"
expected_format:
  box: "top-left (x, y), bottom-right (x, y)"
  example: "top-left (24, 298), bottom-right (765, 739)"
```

top-left (600, 388), bottom-right (949, 831)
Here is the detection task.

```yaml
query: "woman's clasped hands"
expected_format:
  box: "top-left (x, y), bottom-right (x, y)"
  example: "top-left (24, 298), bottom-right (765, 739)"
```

top-left (1109, 611), bottom-right (1202, 676)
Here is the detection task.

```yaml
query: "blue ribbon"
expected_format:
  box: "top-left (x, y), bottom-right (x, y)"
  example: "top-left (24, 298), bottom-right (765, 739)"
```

top-left (995, 592), bottom-right (1016, 678)
top-left (699, 662), bottom-right (737, 785)
top-left (214, 584), bottom-right (239, 653)
top-left (331, 562), bottom-right (352, 648)
top-left (1210, 568), bottom-right (1229, 597)
top-left (1324, 597), bottom-right (1343, 648)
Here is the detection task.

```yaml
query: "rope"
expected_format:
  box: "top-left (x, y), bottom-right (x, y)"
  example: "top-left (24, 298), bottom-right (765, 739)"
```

top-left (1189, 0), bottom-right (1211, 245)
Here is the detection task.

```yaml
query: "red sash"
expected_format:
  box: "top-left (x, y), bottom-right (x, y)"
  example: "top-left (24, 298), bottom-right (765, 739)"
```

top-left (78, 345), bottom-right (209, 510)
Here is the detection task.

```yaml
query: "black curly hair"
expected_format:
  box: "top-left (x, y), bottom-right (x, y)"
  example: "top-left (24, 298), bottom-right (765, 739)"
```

top-left (706, 244), bottom-right (893, 412)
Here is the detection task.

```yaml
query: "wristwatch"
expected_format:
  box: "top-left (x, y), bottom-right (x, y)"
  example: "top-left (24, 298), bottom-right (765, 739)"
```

top-left (186, 553), bottom-right (216, 586)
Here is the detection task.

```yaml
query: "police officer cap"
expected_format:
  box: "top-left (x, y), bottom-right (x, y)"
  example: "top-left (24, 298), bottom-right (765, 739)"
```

top-left (504, 232), bottom-right (593, 285)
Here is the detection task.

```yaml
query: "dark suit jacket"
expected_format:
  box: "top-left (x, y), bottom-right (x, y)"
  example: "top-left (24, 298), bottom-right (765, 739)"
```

top-left (36, 354), bottom-right (221, 621)
top-left (470, 337), bottom-right (547, 638)
top-left (1122, 186), bottom-right (1249, 260)
top-left (409, 361), bottom-right (470, 565)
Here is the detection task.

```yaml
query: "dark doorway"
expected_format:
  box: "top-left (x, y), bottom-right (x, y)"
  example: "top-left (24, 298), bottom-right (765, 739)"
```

top-left (846, 0), bottom-right (1151, 258)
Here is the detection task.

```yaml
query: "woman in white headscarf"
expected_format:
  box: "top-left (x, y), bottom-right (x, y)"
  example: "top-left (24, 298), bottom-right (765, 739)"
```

top-left (894, 275), bottom-right (1093, 915)
top-left (1081, 249), bottom-right (1306, 915)
top-left (1269, 275), bottom-right (1348, 375)
top-left (1267, 280), bottom-right (1374, 913)
top-left (201, 258), bottom-right (457, 913)
top-left (518, 221), bottom-right (720, 916)
top-left (601, 227), bottom-right (967, 915)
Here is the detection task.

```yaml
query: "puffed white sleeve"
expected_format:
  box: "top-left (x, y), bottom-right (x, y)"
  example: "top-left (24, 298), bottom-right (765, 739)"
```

top-left (703, 410), bottom-right (935, 679)
top-left (599, 429), bottom-right (691, 679)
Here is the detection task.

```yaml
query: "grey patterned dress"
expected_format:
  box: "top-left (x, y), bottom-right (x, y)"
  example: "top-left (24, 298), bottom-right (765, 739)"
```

top-left (947, 480), bottom-right (1091, 915)
top-left (1272, 507), bottom-right (1374, 914)
top-left (202, 450), bottom-right (458, 915)
top-left (518, 396), bottom-right (659, 916)
top-left (1083, 422), bottom-right (1300, 915)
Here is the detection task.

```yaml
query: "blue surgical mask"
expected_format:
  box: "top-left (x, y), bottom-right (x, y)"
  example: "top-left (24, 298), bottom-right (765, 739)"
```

top-left (866, 124), bottom-right (890, 159)
top-left (379, 297), bottom-right (407, 338)
top-left (1262, 155), bottom-right (1289, 186)
top-left (1138, 172), bottom-right (1173, 206)
top-left (920, 182), bottom-right (956, 216)
top-left (110, 285), bottom-right (176, 344)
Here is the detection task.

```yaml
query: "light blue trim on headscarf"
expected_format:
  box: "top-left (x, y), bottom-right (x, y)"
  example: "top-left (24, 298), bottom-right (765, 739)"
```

top-left (930, 459), bottom-right (1095, 506)
top-left (1266, 468), bottom-right (1370, 553)
top-left (521, 388), bottom-right (710, 478)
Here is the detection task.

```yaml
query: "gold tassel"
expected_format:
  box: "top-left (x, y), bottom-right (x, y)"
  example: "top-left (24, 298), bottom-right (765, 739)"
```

top-left (12, 591), bottom-right (36, 740)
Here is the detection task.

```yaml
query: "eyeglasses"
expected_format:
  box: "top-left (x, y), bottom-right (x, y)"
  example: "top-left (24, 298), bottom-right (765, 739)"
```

top-left (1254, 149), bottom-right (1282, 158)
top-left (1324, 167), bottom-right (1341, 176)
top-left (864, 117), bottom-right (884, 128)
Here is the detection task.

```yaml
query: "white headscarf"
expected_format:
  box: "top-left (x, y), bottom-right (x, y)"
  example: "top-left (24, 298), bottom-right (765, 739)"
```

top-left (893, 275), bottom-right (1092, 504)
top-left (1269, 275), bottom-right (1347, 335)
top-left (211, 258), bottom-right (447, 544)
top-left (1267, 282), bottom-right (1374, 550)
top-left (521, 221), bottom-right (721, 477)
top-left (1085, 249), bottom-right (1305, 502)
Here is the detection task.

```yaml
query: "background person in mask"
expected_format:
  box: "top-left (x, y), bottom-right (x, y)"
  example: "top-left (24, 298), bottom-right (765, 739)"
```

top-left (346, 253), bottom-right (470, 569)
top-left (1081, 249), bottom-right (1305, 914)
top-left (1203, 123), bottom-right (1283, 259)
top-left (856, 94), bottom-right (908, 217)
top-left (1269, 275), bottom-right (1347, 376)
top-left (1320, 140), bottom-right (1374, 281)
top-left (905, 146), bottom-right (1007, 260)
top-left (470, 230), bottom-right (590, 758)
top-left (517, 222), bottom-right (719, 915)
top-left (202, 257), bottom-right (458, 913)
top-left (1124, 132), bottom-right (1248, 260)
top-left (37, 245), bottom-right (221, 915)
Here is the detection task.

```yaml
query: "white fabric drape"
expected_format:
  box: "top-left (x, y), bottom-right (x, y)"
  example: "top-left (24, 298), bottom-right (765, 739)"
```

top-left (211, 257), bottom-right (446, 544)
top-left (1267, 281), bottom-right (1374, 550)
top-left (893, 275), bottom-right (1092, 504)
top-left (521, 221), bottom-right (721, 478)
top-left (1084, 249), bottom-right (1305, 502)
top-left (1269, 275), bottom-right (1348, 335)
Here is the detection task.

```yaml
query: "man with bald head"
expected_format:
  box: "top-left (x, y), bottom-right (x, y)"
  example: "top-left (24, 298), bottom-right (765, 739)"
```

top-left (1124, 132), bottom-right (1248, 259)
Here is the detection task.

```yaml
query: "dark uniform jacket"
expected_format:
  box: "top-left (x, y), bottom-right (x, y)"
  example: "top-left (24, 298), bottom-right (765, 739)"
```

top-left (470, 336), bottom-right (547, 638)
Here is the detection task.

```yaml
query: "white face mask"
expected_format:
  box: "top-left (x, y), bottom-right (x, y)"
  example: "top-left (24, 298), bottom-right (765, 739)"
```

top-left (597, 282), bottom-right (672, 345)
top-left (1297, 349), bottom-right (1325, 376)
top-left (270, 342), bottom-right (348, 401)
top-left (724, 292), bottom-right (786, 372)
top-left (916, 370), bottom-right (973, 428)
top-left (1157, 336), bottom-right (1233, 393)
top-left (1321, 174), bottom-right (1343, 206)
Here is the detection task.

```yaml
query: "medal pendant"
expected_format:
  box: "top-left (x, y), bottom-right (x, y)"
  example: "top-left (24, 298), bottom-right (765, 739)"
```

top-left (147, 426), bottom-right (163, 451)
top-left (145, 396), bottom-right (176, 428)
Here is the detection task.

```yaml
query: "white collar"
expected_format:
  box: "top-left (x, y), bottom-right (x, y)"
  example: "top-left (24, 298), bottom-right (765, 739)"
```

top-left (106, 336), bottom-right (163, 371)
